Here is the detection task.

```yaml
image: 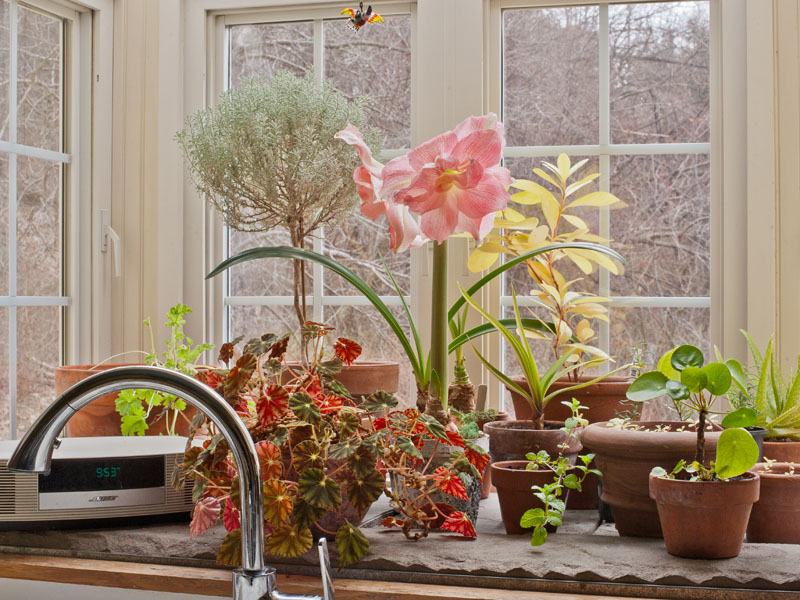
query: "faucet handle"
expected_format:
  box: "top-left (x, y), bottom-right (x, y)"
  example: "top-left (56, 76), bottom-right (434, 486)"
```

top-left (317, 538), bottom-right (335, 600)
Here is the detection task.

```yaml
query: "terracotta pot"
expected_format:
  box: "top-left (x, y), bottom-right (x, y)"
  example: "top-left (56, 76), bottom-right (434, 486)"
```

top-left (484, 420), bottom-right (581, 465)
top-left (55, 364), bottom-right (196, 437)
top-left (508, 376), bottom-right (633, 423)
top-left (491, 460), bottom-right (569, 535)
top-left (476, 411), bottom-right (509, 433)
top-left (762, 440), bottom-right (800, 463)
top-left (580, 421), bottom-right (722, 537)
top-left (284, 360), bottom-right (400, 400)
top-left (650, 472), bottom-right (760, 559)
top-left (747, 462), bottom-right (800, 543)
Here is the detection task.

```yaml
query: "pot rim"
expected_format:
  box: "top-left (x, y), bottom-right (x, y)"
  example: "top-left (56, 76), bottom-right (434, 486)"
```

top-left (751, 462), bottom-right (800, 477)
top-left (649, 470), bottom-right (760, 486)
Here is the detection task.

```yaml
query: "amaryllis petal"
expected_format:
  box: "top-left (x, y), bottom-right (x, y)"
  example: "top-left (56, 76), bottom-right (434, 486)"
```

top-left (335, 124), bottom-right (382, 177)
top-left (451, 129), bottom-right (504, 168)
top-left (419, 202), bottom-right (462, 244)
top-left (406, 131), bottom-right (458, 170)
top-left (440, 511), bottom-right (477, 538)
top-left (385, 200), bottom-right (425, 252)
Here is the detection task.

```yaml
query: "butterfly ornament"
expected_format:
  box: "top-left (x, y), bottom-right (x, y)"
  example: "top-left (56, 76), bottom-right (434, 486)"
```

top-left (341, 2), bottom-right (384, 31)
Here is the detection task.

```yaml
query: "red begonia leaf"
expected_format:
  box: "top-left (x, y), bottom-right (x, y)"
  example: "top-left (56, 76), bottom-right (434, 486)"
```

top-left (380, 516), bottom-right (404, 529)
top-left (255, 440), bottom-right (283, 480)
top-left (446, 430), bottom-right (465, 448)
top-left (433, 466), bottom-right (469, 500)
top-left (190, 496), bottom-right (220, 537)
top-left (440, 510), bottom-right (476, 538)
top-left (464, 443), bottom-right (490, 475)
top-left (263, 479), bottom-right (294, 526)
top-left (256, 385), bottom-right (289, 427)
top-left (222, 499), bottom-right (240, 532)
top-left (334, 337), bottom-right (362, 366)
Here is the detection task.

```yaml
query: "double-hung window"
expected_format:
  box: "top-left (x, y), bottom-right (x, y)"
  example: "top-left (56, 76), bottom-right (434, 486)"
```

top-left (495, 1), bottom-right (711, 389)
top-left (215, 5), bottom-right (416, 401)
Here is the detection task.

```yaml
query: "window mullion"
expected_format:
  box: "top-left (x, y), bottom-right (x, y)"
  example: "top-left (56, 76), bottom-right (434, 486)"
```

top-left (598, 3), bottom-right (610, 365)
top-left (8, 0), bottom-right (18, 439)
top-left (312, 18), bottom-right (324, 323)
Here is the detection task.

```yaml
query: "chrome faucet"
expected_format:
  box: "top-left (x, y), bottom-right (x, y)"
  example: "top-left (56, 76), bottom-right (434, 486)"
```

top-left (7, 365), bottom-right (335, 600)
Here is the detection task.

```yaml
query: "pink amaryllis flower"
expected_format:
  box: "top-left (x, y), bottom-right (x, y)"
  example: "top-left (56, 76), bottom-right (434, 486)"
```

top-left (383, 113), bottom-right (512, 244)
top-left (334, 124), bottom-right (425, 252)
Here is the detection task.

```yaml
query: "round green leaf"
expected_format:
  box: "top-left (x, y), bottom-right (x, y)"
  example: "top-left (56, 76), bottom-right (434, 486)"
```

top-left (626, 371), bottom-right (669, 402)
top-left (702, 362), bottom-right (732, 396)
top-left (665, 380), bottom-right (690, 401)
top-left (520, 508), bottom-right (546, 528)
top-left (657, 347), bottom-right (681, 380)
top-left (722, 407), bottom-right (758, 429)
top-left (680, 366), bottom-right (707, 393)
top-left (715, 428), bottom-right (759, 479)
top-left (671, 345), bottom-right (704, 371)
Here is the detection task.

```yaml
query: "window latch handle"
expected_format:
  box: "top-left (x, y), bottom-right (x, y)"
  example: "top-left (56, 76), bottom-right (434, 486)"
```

top-left (100, 209), bottom-right (122, 277)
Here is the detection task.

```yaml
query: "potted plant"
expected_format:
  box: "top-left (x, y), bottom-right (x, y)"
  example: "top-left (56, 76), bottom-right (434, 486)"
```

top-left (177, 70), bottom-right (399, 393)
top-left (726, 332), bottom-right (800, 462)
top-left (181, 325), bottom-right (488, 567)
top-left (459, 286), bottom-right (629, 465)
top-left (747, 460), bottom-right (800, 543)
top-left (581, 345), bottom-right (729, 537)
top-left (492, 399), bottom-right (599, 538)
top-left (55, 304), bottom-right (210, 437)
top-left (467, 154), bottom-right (632, 425)
top-left (620, 344), bottom-right (760, 557)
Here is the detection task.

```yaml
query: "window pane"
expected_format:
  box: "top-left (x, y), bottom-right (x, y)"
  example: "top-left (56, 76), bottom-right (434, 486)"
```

top-left (323, 305), bottom-right (415, 408)
top-left (17, 3), bottom-right (62, 152)
top-left (503, 6), bottom-right (599, 147)
top-left (228, 21), bottom-right (313, 87)
top-left (17, 305), bottom-right (59, 437)
top-left (17, 155), bottom-right (61, 296)
top-left (502, 156), bottom-right (600, 296)
top-left (324, 214), bottom-right (410, 296)
top-left (228, 304), bottom-right (301, 355)
top-left (0, 307), bottom-right (7, 438)
top-left (228, 228), bottom-right (295, 298)
top-left (610, 1), bottom-right (710, 144)
top-left (323, 15), bottom-right (411, 148)
top-left (0, 0), bottom-right (9, 141)
top-left (610, 154), bottom-right (709, 297)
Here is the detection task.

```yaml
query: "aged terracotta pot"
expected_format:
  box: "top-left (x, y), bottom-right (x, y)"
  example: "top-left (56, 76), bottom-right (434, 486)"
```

top-left (476, 411), bottom-right (509, 433)
top-left (55, 364), bottom-right (196, 437)
top-left (507, 376), bottom-right (631, 511)
top-left (650, 472), bottom-right (760, 559)
top-left (762, 440), bottom-right (800, 463)
top-left (491, 460), bottom-right (569, 535)
top-left (484, 420), bottom-right (581, 465)
top-left (581, 421), bottom-right (722, 537)
top-left (747, 462), bottom-right (800, 543)
top-left (284, 359), bottom-right (399, 400)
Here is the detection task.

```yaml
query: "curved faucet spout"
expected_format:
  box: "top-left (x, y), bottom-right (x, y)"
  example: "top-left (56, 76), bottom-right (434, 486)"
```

top-left (8, 365), bottom-right (266, 575)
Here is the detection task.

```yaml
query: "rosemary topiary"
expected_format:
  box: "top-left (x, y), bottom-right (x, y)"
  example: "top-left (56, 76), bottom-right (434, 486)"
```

top-left (177, 70), bottom-right (382, 327)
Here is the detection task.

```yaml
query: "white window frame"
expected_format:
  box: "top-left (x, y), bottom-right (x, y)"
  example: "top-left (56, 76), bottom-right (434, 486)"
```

top-left (0, 0), bottom-right (112, 439)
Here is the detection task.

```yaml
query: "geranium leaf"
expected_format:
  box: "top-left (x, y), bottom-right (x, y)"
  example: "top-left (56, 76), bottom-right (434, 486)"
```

top-left (346, 469), bottom-right (385, 514)
top-left (299, 467), bottom-right (342, 510)
top-left (255, 440), bottom-right (283, 480)
top-left (396, 436), bottom-right (423, 460)
top-left (293, 440), bottom-right (325, 472)
top-left (263, 479), bottom-right (294, 526)
top-left (190, 496), bottom-right (220, 537)
top-left (336, 523), bottom-right (369, 567)
top-left (329, 436), bottom-right (361, 460)
top-left (222, 499), bottom-right (241, 532)
top-left (216, 529), bottom-right (242, 566)
top-left (265, 524), bottom-right (313, 558)
top-left (289, 392), bottom-right (321, 424)
top-left (362, 391), bottom-right (398, 413)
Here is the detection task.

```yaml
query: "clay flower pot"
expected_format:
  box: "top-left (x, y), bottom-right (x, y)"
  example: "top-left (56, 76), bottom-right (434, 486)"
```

top-left (484, 420), bottom-right (581, 465)
top-left (747, 462), bottom-right (800, 543)
top-left (491, 460), bottom-right (569, 535)
top-left (581, 421), bottom-right (722, 537)
top-left (476, 411), bottom-right (509, 433)
top-left (55, 364), bottom-right (196, 437)
top-left (507, 376), bottom-right (630, 511)
top-left (649, 472), bottom-right (760, 559)
top-left (762, 440), bottom-right (800, 463)
top-left (284, 359), bottom-right (399, 400)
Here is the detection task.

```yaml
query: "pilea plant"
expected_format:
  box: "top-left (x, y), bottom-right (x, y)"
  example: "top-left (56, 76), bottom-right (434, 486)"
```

top-left (115, 304), bottom-right (213, 436)
top-left (627, 344), bottom-right (759, 480)
top-left (520, 399), bottom-right (600, 546)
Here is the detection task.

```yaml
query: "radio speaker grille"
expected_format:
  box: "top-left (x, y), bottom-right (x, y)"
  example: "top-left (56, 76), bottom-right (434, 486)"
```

top-left (0, 461), bottom-right (14, 514)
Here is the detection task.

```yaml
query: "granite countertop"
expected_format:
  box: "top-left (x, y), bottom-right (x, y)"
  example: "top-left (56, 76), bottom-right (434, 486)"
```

top-left (1, 495), bottom-right (799, 599)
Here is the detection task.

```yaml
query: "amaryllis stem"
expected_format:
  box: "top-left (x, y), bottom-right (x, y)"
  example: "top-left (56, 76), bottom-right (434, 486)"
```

top-left (429, 240), bottom-right (449, 418)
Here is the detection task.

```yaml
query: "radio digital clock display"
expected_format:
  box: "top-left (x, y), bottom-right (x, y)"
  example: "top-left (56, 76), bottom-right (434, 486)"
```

top-left (38, 456), bottom-right (165, 493)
